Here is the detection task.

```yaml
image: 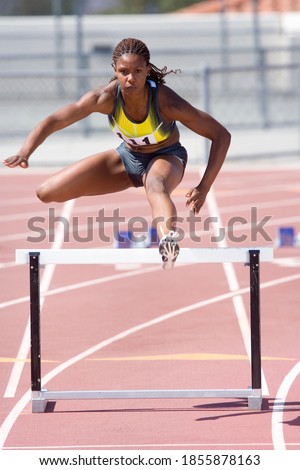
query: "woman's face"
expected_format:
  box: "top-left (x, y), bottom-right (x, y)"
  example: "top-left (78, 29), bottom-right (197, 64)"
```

top-left (114, 53), bottom-right (150, 95)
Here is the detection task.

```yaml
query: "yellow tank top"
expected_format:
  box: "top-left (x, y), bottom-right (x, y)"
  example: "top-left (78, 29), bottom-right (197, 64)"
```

top-left (108, 80), bottom-right (175, 146)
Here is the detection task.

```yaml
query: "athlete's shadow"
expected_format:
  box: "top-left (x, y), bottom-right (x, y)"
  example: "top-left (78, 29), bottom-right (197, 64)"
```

top-left (44, 398), bottom-right (300, 418)
top-left (282, 415), bottom-right (300, 426)
top-left (193, 399), bottom-right (300, 422)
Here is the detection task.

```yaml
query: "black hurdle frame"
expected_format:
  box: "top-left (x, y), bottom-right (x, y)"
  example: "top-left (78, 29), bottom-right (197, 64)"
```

top-left (29, 252), bottom-right (42, 392)
top-left (28, 249), bottom-right (262, 409)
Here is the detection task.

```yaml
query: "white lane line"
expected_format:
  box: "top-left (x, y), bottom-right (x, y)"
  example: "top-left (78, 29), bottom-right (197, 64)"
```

top-left (1, 267), bottom-right (300, 313)
top-left (0, 270), bottom-right (299, 449)
top-left (205, 188), bottom-right (269, 395)
top-left (0, 265), bottom-right (162, 311)
top-left (272, 361), bottom-right (300, 450)
top-left (3, 199), bottom-right (75, 398)
top-left (3, 443), bottom-right (282, 450)
top-left (0, 196), bottom-right (37, 208)
top-left (0, 262), bottom-right (16, 269)
top-left (272, 257), bottom-right (300, 268)
top-left (0, 295), bottom-right (30, 310)
top-left (2, 198), bottom-right (300, 243)
top-left (0, 198), bottom-right (149, 223)
top-left (0, 285), bottom-right (270, 449)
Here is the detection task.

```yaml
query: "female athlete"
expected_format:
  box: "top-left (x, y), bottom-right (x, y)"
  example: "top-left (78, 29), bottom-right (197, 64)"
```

top-left (3, 38), bottom-right (231, 269)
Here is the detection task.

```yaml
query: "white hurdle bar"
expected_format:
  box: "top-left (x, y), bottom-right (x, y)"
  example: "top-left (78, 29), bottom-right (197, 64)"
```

top-left (16, 247), bottom-right (273, 413)
top-left (16, 247), bottom-right (273, 265)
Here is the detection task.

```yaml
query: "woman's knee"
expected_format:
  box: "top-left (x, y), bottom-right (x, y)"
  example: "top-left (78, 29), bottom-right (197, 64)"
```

top-left (36, 182), bottom-right (57, 203)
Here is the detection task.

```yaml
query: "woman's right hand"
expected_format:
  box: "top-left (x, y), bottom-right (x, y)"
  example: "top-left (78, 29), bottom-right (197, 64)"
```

top-left (3, 155), bottom-right (29, 169)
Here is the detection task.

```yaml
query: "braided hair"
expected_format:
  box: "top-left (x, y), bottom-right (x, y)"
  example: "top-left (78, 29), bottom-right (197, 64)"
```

top-left (111, 38), bottom-right (179, 84)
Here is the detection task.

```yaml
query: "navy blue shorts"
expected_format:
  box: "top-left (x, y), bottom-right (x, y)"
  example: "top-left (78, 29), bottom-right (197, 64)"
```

top-left (116, 141), bottom-right (188, 188)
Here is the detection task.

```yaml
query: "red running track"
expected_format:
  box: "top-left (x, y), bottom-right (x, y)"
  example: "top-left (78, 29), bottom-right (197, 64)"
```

top-left (0, 164), bottom-right (300, 451)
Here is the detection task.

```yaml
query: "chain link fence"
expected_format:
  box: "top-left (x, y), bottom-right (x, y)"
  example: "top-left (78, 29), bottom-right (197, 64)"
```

top-left (1, 63), bottom-right (299, 134)
top-left (1, 13), bottom-right (300, 159)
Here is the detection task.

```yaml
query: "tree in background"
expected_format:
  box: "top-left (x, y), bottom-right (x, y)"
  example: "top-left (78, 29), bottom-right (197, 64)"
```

top-left (0, 0), bottom-right (203, 15)
top-left (106, 0), bottom-right (202, 14)
top-left (0, 0), bottom-right (73, 15)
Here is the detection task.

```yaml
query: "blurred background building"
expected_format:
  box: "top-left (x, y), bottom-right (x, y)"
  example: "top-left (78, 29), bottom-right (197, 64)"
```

top-left (0, 0), bottom-right (300, 164)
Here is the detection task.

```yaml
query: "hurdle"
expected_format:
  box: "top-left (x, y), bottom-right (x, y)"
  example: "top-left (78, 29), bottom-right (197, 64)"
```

top-left (16, 247), bottom-right (273, 413)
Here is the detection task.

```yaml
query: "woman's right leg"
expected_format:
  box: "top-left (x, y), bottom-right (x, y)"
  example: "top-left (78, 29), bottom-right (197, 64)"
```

top-left (36, 149), bottom-right (134, 203)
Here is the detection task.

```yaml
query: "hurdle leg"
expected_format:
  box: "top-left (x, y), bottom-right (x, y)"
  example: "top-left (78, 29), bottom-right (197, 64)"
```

top-left (248, 250), bottom-right (262, 410)
top-left (29, 252), bottom-right (48, 413)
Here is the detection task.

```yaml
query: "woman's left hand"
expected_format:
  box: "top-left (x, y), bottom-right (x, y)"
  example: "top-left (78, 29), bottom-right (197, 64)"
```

top-left (185, 187), bottom-right (208, 214)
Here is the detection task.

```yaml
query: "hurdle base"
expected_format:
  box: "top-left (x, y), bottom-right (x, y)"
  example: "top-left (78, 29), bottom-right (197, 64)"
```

top-left (247, 388), bottom-right (263, 410)
top-left (32, 390), bottom-right (49, 413)
top-left (31, 387), bottom-right (262, 412)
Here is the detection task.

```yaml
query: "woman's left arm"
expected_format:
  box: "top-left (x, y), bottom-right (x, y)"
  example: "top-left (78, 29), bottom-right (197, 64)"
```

top-left (161, 87), bottom-right (231, 214)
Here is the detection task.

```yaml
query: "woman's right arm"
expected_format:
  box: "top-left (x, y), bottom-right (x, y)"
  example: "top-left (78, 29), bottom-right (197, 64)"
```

top-left (3, 84), bottom-right (114, 168)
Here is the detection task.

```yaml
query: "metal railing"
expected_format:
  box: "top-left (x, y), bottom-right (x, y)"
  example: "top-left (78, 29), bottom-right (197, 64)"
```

top-left (1, 62), bottom-right (299, 132)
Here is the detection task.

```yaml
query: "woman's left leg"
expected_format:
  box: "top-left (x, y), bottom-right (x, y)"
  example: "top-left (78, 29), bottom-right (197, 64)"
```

top-left (143, 155), bottom-right (184, 239)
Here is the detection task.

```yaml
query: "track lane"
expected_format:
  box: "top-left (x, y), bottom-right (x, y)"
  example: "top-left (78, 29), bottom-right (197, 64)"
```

top-left (1, 167), bottom-right (300, 450)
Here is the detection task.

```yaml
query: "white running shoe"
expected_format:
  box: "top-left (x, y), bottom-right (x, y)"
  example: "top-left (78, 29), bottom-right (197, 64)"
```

top-left (159, 231), bottom-right (180, 270)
